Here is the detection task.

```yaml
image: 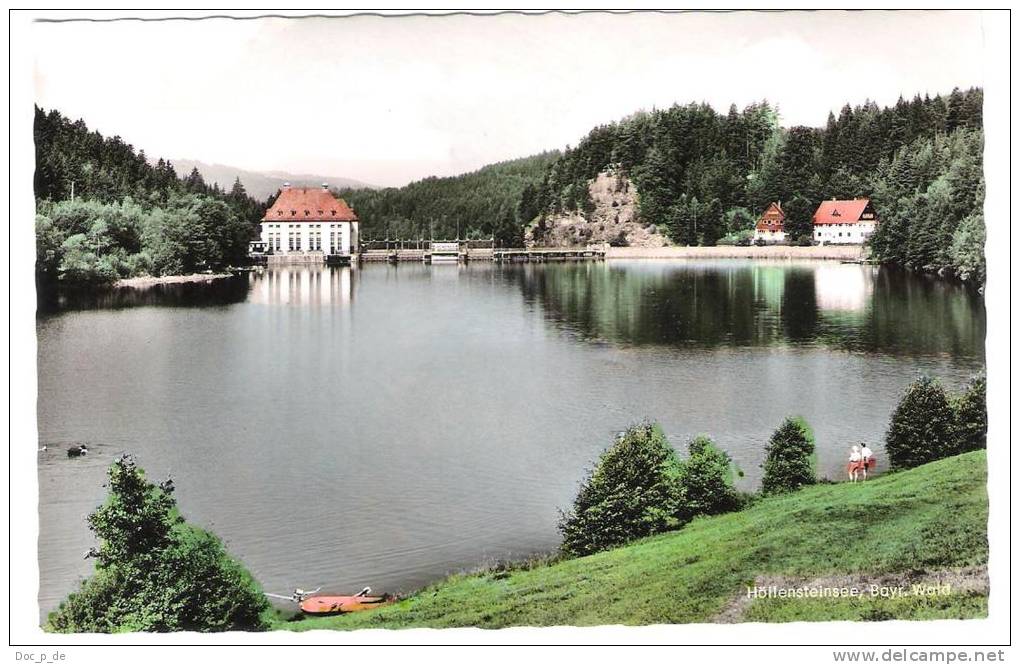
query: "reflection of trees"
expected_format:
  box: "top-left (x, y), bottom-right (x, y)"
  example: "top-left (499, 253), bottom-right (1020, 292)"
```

top-left (516, 263), bottom-right (815, 348)
top-left (781, 268), bottom-right (819, 342)
top-left (852, 268), bottom-right (986, 358)
top-left (513, 262), bottom-right (983, 359)
top-left (39, 274), bottom-right (250, 313)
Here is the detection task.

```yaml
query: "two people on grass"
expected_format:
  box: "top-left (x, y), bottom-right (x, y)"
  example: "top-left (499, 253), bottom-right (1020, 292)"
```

top-left (847, 444), bottom-right (875, 483)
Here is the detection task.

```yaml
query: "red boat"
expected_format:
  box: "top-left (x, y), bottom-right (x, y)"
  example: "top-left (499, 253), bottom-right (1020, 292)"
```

top-left (298, 588), bottom-right (394, 615)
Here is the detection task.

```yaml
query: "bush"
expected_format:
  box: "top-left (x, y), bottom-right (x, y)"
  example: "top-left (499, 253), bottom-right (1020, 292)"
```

top-left (952, 374), bottom-right (987, 454)
top-left (46, 455), bottom-right (270, 633)
top-left (678, 435), bottom-right (741, 518)
top-left (559, 423), bottom-right (686, 556)
top-left (761, 417), bottom-right (816, 495)
top-left (717, 229), bottom-right (753, 246)
top-left (885, 377), bottom-right (957, 470)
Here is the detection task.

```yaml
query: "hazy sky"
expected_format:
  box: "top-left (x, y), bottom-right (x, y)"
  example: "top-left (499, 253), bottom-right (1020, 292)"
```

top-left (33, 11), bottom-right (985, 187)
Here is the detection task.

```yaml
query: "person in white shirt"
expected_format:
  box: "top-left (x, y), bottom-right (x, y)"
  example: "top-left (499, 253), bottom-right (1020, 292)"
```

top-left (848, 445), bottom-right (862, 483)
top-left (861, 444), bottom-right (874, 480)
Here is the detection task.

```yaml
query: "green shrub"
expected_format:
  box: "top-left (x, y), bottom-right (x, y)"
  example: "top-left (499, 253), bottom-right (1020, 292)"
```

top-left (761, 417), bottom-right (816, 495)
top-left (559, 423), bottom-right (686, 556)
top-left (46, 455), bottom-right (270, 633)
top-left (952, 374), bottom-right (987, 454)
top-left (717, 229), bottom-right (753, 246)
top-left (885, 377), bottom-right (957, 470)
top-left (678, 435), bottom-right (741, 518)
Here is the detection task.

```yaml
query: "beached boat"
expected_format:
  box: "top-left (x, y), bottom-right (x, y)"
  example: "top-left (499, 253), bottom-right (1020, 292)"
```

top-left (299, 591), bottom-right (394, 615)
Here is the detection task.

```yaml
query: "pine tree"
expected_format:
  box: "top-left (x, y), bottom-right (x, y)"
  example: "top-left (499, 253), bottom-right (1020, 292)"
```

top-left (885, 377), bottom-right (956, 469)
top-left (761, 417), bottom-right (815, 495)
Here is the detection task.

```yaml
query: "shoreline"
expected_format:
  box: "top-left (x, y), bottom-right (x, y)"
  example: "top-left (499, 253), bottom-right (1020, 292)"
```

top-left (113, 273), bottom-right (235, 289)
top-left (604, 245), bottom-right (868, 261)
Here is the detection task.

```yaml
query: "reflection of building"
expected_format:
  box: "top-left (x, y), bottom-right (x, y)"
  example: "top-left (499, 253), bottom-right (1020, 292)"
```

top-left (813, 264), bottom-right (873, 312)
top-left (259, 184), bottom-right (360, 258)
top-left (753, 202), bottom-right (786, 243)
top-left (813, 198), bottom-right (878, 245)
top-left (249, 266), bottom-right (354, 306)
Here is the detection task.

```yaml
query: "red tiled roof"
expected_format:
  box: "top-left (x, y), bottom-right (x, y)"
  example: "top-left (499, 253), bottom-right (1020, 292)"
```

top-left (813, 199), bottom-right (872, 226)
top-left (755, 202), bottom-right (785, 232)
top-left (261, 187), bottom-right (358, 222)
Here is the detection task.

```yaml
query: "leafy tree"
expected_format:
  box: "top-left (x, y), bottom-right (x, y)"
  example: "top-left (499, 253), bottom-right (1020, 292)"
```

top-left (47, 455), bottom-right (270, 633)
top-left (761, 417), bottom-right (816, 495)
top-left (33, 107), bottom-right (272, 293)
top-left (885, 377), bottom-right (957, 470)
top-left (782, 195), bottom-right (816, 243)
top-left (677, 435), bottom-right (741, 518)
top-left (35, 213), bottom-right (65, 285)
top-left (724, 207), bottom-right (755, 234)
top-left (952, 374), bottom-right (987, 454)
top-left (950, 213), bottom-right (986, 284)
top-left (558, 423), bottom-right (686, 556)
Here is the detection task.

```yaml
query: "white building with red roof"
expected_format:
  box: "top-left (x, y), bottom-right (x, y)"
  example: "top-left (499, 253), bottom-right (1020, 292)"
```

top-left (258, 184), bottom-right (360, 258)
top-left (812, 198), bottom-right (879, 245)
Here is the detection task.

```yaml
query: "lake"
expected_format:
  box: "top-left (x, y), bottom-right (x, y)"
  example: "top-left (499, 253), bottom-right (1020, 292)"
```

top-left (36, 260), bottom-right (985, 617)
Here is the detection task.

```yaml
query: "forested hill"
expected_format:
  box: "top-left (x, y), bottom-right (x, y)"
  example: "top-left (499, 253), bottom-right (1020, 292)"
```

top-left (167, 159), bottom-right (375, 201)
top-left (338, 152), bottom-right (559, 245)
top-left (529, 88), bottom-right (985, 284)
top-left (34, 106), bottom-right (269, 289)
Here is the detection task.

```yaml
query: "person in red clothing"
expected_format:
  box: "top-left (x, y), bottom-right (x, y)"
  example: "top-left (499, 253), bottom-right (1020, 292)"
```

top-left (861, 444), bottom-right (875, 480)
top-left (847, 445), bottom-right (863, 483)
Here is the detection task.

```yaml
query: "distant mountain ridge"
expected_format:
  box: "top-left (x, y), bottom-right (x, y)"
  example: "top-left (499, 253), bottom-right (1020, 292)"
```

top-left (166, 159), bottom-right (376, 200)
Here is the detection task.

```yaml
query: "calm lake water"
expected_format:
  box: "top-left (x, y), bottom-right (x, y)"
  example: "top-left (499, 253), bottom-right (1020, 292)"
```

top-left (36, 260), bottom-right (985, 617)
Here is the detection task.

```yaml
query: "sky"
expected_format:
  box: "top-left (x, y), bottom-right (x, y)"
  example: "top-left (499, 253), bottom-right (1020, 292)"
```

top-left (32, 11), bottom-right (986, 188)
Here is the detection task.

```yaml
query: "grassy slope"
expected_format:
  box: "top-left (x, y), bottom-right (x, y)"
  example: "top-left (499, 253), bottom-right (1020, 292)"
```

top-left (281, 451), bottom-right (987, 631)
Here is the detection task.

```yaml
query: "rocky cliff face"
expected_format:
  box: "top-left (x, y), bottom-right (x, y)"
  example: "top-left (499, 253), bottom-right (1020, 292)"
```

top-left (526, 169), bottom-right (669, 248)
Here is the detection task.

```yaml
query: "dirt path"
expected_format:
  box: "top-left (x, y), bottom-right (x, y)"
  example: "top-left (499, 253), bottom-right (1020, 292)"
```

top-left (714, 565), bottom-right (988, 623)
top-left (114, 273), bottom-right (234, 288)
top-left (606, 245), bottom-right (868, 260)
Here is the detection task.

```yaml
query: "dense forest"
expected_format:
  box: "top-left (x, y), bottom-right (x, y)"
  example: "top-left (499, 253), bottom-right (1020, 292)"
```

top-left (527, 87), bottom-right (985, 283)
top-left (34, 106), bottom-right (269, 289)
top-left (34, 88), bottom-right (985, 290)
top-left (338, 152), bottom-right (559, 246)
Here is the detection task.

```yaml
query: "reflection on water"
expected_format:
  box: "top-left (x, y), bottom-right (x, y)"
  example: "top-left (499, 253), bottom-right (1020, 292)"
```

top-left (515, 260), bottom-right (984, 358)
top-left (37, 274), bottom-right (251, 313)
top-left (814, 263), bottom-right (873, 311)
top-left (248, 266), bottom-right (355, 306)
top-left (36, 261), bottom-right (985, 619)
